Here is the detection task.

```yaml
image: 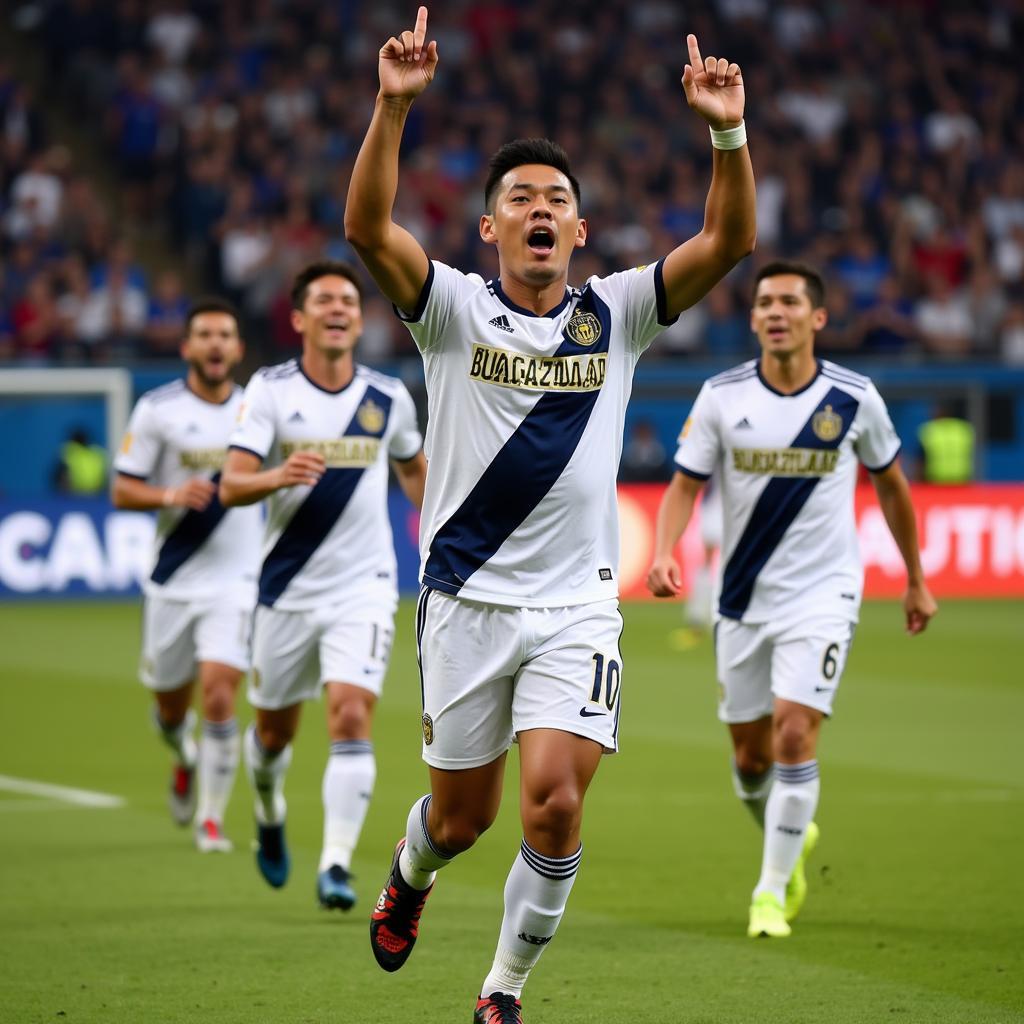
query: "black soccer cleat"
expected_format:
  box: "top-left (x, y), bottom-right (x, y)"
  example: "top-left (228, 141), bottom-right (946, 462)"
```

top-left (369, 839), bottom-right (433, 972)
top-left (255, 822), bottom-right (290, 889)
top-left (474, 992), bottom-right (524, 1023)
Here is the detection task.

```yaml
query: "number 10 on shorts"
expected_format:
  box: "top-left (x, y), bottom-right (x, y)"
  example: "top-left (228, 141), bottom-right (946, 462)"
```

top-left (588, 653), bottom-right (621, 711)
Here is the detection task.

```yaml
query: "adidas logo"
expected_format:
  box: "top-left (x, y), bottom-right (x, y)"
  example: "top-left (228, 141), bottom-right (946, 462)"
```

top-left (734, 417), bottom-right (753, 429)
top-left (488, 314), bottom-right (514, 333)
top-left (288, 410), bottom-right (305, 423)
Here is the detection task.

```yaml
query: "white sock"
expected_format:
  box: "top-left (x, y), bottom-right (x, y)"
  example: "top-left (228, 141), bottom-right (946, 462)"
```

top-left (153, 706), bottom-right (197, 768)
top-left (731, 758), bottom-right (774, 828)
top-left (196, 718), bottom-right (239, 825)
top-left (398, 794), bottom-right (453, 890)
top-left (755, 760), bottom-right (819, 902)
top-left (685, 565), bottom-right (713, 628)
top-left (480, 840), bottom-right (583, 999)
top-left (319, 739), bottom-right (376, 873)
top-left (243, 724), bottom-right (292, 825)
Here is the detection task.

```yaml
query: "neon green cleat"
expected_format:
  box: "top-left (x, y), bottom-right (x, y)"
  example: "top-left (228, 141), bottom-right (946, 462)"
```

top-left (747, 891), bottom-right (791, 938)
top-left (784, 821), bottom-right (820, 923)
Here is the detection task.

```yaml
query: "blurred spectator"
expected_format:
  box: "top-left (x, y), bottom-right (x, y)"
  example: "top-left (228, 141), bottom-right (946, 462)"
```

top-left (858, 276), bottom-right (918, 355)
top-left (704, 285), bottom-right (750, 357)
top-left (917, 403), bottom-right (975, 484)
top-left (914, 274), bottom-right (973, 356)
top-left (144, 269), bottom-right (190, 356)
top-left (52, 427), bottom-right (107, 495)
top-left (1000, 303), bottom-right (1024, 366)
top-left (12, 273), bottom-right (60, 361)
top-left (75, 266), bottom-right (148, 357)
top-left (619, 419), bottom-right (671, 482)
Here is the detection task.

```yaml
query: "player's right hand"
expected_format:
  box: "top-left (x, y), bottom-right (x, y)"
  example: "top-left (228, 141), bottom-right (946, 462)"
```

top-left (379, 6), bottom-right (438, 101)
top-left (171, 477), bottom-right (218, 511)
top-left (277, 451), bottom-right (326, 489)
top-left (647, 557), bottom-right (683, 598)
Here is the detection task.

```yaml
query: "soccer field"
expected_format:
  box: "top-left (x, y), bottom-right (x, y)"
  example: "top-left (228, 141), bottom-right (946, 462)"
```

top-left (1, 599), bottom-right (1021, 1024)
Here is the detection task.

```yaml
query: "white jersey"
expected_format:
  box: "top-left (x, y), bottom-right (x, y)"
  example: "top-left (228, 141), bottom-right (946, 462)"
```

top-left (397, 259), bottom-right (678, 607)
top-left (674, 359), bottom-right (901, 623)
top-left (114, 379), bottom-right (261, 601)
top-left (230, 359), bottom-right (422, 611)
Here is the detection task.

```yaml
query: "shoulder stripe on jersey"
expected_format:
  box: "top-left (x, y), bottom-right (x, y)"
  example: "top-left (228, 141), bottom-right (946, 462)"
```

top-left (422, 289), bottom-right (613, 596)
top-left (259, 358), bottom-right (299, 381)
top-left (257, 385), bottom-right (393, 607)
top-left (147, 379), bottom-right (186, 404)
top-left (710, 370), bottom-right (757, 389)
top-left (151, 472), bottom-right (228, 585)
top-left (718, 386), bottom-right (860, 620)
top-left (821, 367), bottom-right (868, 389)
top-left (710, 360), bottom-right (757, 381)
top-left (822, 362), bottom-right (869, 385)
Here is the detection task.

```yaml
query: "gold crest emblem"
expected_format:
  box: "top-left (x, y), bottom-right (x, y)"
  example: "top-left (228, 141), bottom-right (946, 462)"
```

top-left (356, 398), bottom-right (386, 435)
top-left (634, 264), bottom-right (648, 273)
top-left (421, 713), bottom-right (434, 746)
top-left (679, 416), bottom-right (693, 441)
top-left (565, 311), bottom-right (602, 347)
top-left (812, 404), bottom-right (843, 443)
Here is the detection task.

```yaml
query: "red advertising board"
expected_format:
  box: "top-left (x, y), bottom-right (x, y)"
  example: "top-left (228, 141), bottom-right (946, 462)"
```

top-left (617, 483), bottom-right (1024, 600)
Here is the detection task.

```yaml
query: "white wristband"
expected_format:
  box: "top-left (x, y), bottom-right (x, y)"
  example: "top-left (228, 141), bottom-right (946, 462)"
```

top-left (709, 120), bottom-right (746, 150)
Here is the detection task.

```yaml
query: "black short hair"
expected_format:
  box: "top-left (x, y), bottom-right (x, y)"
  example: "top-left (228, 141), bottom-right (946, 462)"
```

top-left (290, 260), bottom-right (364, 310)
top-left (185, 297), bottom-right (241, 335)
top-left (754, 261), bottom-right (826, 309)
top-left (483, 138), bottom-right (581, 213)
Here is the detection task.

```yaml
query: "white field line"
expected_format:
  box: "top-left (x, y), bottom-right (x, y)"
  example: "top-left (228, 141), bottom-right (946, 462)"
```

top-left (0, 774), bottom-right (125, 809)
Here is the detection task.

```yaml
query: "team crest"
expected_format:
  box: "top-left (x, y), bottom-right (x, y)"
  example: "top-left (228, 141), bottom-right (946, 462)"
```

top-left (812, 405), bottom-right (842, 443)
top-left (421, 712), bottom-right (434, 746)
top-left (564, 311), bottom-right (601, 347)
top-left (356, 398), bottom-right (386, 434)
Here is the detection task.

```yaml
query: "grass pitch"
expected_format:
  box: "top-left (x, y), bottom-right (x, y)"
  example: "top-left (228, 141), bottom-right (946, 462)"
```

top-left (1, 599), bottom-right (1021, 1024)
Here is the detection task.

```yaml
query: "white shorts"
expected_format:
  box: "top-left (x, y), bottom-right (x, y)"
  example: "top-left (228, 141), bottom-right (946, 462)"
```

top-left (249, 592), bottom-right (397, 710)
top-left (714, 614), bottom-right (856, 722)
top-left (140, 591), bottom-right (252, 691)
top-left (415, 589), bottom-right (624, 770)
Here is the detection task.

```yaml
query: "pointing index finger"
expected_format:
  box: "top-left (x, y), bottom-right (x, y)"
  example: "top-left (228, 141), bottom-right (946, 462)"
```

top-left (686, 33), bottom-right (703, 73)
top-left (414, 6), bottom-right (428, 58)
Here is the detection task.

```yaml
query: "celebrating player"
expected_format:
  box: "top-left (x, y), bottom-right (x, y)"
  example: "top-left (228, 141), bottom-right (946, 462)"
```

top-left (344, 7), bottom-right (755, 1019)
top-left (647, 261), bottom-right (938, 938)
top-left (112, 298), bottom-right (259, 853)
top-left (219, 261), bottom-right (426, 911)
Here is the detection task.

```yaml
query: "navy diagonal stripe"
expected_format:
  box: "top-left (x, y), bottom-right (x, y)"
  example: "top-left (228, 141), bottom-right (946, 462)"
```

top-left (257, 385), bottom-right (392, 607)
top-left (719, 387), bottom-right (860, 620)
top-left (151, 472), bottom-right (227, 585)
top-left (423, 289), bottom-right (612, 595)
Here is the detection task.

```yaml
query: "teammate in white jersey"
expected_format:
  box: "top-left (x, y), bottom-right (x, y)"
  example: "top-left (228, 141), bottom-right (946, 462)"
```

top-left (344, 9), bottom-right (755, 1019)
top-left (220, 260), bottom-right (426, 911)
top-left (112, 299), bottom-right (260, 853)
top-left (647, 262), bottom-right (938, 938)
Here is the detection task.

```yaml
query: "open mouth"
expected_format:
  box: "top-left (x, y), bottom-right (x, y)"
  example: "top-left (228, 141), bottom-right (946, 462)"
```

top-left (527, 227), bottom-right (555, 256)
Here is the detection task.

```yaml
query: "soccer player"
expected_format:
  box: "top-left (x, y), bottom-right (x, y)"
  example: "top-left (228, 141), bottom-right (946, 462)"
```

top-left (344, 8), bottom-right (755, 1020)
top-left (647, 261), bottom-right (938, 938)
top-left (112, 298), bottom-right (260, 853)
top-left (219, 260), bottom-right (426, 911)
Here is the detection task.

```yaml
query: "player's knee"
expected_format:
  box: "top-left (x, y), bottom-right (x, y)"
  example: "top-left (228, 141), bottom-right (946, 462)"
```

top-left (432, 816), bottom-right (490, 854)
top-left (774, 718), bottom-right (813, 762)
top-left (330, 699), bottom-right (370, 739)
top-left (734, 749), bottom-right (772, 778)
top-left (202, 683), bottom-right (235, 721)
top-left (523, 785), bottom-right (583, 841)
top-left (256, 721), bottom-right (294, 754)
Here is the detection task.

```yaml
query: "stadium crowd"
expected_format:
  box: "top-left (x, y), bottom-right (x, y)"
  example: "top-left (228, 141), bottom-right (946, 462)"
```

top-left (2, 0), bottom-right (1024, 365)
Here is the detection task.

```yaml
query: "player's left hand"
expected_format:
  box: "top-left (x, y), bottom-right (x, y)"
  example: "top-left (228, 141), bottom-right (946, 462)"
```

top-left (681, 34), bottom-right (744, 129)
top-left (903, 580), bottom-right (937, 635)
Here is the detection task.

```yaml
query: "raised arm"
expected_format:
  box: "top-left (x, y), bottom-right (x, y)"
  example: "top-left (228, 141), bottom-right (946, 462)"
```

top-left (219, 448), bottom-right (325, 507)
top-left (344, 5), bottom-right (439, 313)
top-left (869, 460), bottom-right (938, 635)
top-left (660, 34), bottom-right (756, 320)
top-left (646, 471), bottom-right (706, 598)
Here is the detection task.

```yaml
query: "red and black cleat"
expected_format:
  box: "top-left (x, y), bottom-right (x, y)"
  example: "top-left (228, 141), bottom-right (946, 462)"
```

top-left (474, 992), bottom-right (524, 1023)
top-left (369, 839), bottom-right (433, 972)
